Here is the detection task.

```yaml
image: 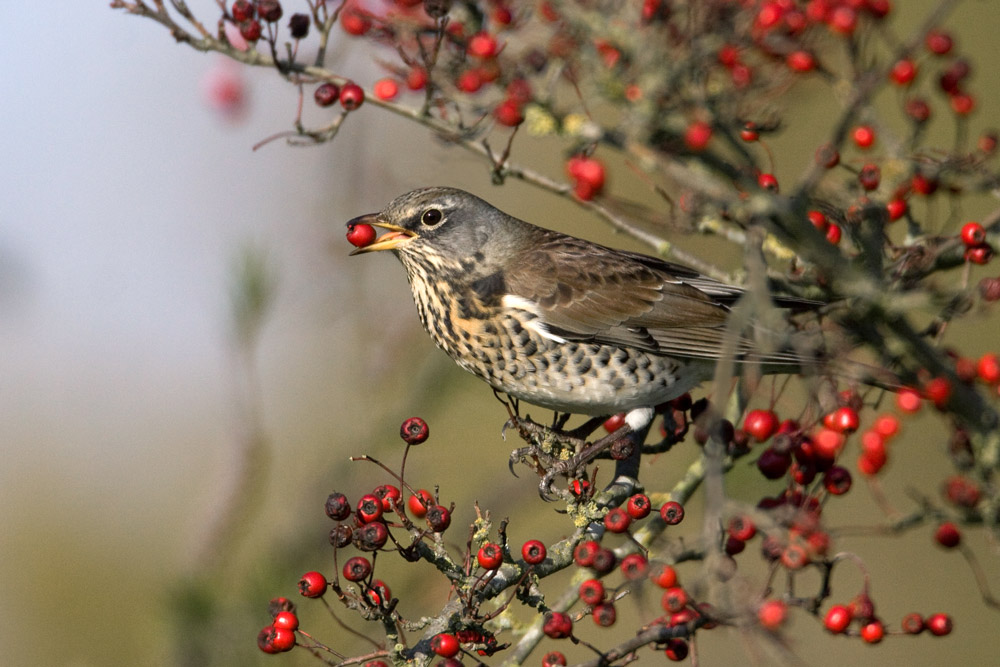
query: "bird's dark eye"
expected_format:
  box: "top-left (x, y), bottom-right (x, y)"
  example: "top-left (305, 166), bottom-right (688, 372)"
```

top-left (421, 208), bottom-right (443, 226)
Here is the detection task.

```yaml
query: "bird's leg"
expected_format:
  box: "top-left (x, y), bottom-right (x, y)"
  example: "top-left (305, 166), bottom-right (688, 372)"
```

top-left (538, 408), bottom-right (655, 497)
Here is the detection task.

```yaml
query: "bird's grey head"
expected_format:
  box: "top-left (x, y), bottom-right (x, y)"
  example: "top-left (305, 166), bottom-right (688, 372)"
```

top-left (348, 187), bottom-right (523, 272)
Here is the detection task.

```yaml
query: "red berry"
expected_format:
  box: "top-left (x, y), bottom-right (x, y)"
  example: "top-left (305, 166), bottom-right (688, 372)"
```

top-left (542, 652), bottom-right (568, 667)
top-left (373, 484), bottom-right (401, 512)
top-left (626, 493), bottom-right (652, 519)
top-left (579, 578), bottom-right (605, 605)
top-left (934, 521), bottom-right (961, 548)
top-left (477, 543), bottom-right (503, 570)
top-left (757, 173), bottom-right (779, 192)
top-left (339, 83), bottom-right (365, 110)
top-left (456, 69), bottom-right (483, 93)
top-left (890, 58), bottom-right (917, 86)
top-left (852, 125), bottom-right (876, 149)
top-left (951, 93), bottom-right (976, 116)
top-left (494, 98), bottom-right (524, 127)
top-left (590, 548), bottom-right (616, 573)
top-left (925, 612), bottom-right (953, 636)
top-left (257, 0), bottom-right (282, 22)
top-left (258, 624), bottom-right (296, 653)
top-left (273, 611), bottom-right (299, 631)
top-left (824, 604), bottom-right (852, 633)
top-left (343, 556), bottom-right (372, 582)
top-left (896, 387), bottom-right (922, 412)
top-left (664, 639), bottom-right (688, 661)
top-left (965, 244), bottom-right (994, 265)
top-left (757, 599), bottom-right (787, 631)
top-left (400, 416), bottom-right (429, 444)
top-left (620, 553), bottom-right (648, 580)
top-left (828, 6), bottom-right (857, 34)
top-left (661, 586), bottom-right (688, 613)
top-left (573, 540), bottom-right (599, 567)
top-left (373, 78), bottom-right (399, 101)
top-left (684, 120), bottom-right (713, 151)
top-left (786, 50), bottom-right (816, 72)
top-left (887, 198), bottom-right (907, 221)
top-left (356, 494), bottom-right (383, 523)
top-left (977, 353), bottom-right (1000, 384)
top-left (297, 571), bottom-right (328, 598)
top-left (815, 143), bottom-right (840, 168)
top-left (592, 602), bottom-right (616, 627)
top-left (757, 447), bottom-right (791, 479)
top-left (542, 611), bottom-right (573, 638)
top-left (467, 31), bottom-right (499, 58)
top-left (859, 163), bottom-right (881, 190)
top-left (905, 98), bottom-right (932, 123)
top-left (407, 489), bottom-right (433, 517)
top-left (431, 633), bottom-right (460, 657)
top-left (569, 479), bottom-right (591, 497)
top-left (522, 539), bottom-right (547, 564)
top-left (604, 507), bottom-right (632, 533)
top-left (406, 67), bottom-right (428, 90)
top-left (650, 563), bottom-right (678, 588)
top-left (823, 406), bottom-right (860, 433)
top-left (727, 515), bottom-right (756, 541)
top-left (567, 156), bottom-right (606, 199)
top-left (346, 221), bottom-right (376, 248)
top-left (873, 414), bottom-right (900, 438)
top-left (340, 8), bottom-right (371, 35)
top-left (314, 82), bottom-right (340, 108)
top-left (925, 29), bottom-right (953, 55)
top-left (239, 19), bottom-right (262, 42)
top-left (743, 409), bottom-right (779, 442)
top-left (231, 1), bottom-right (254, 23)
top-left (366, 579), bottom-right (391, 607)
top-left (807, 210), bottom-right (828, 232)
top-left (823, 465), bottom-right (853, 495)
top-left (860, 619), bottom-right (885, 644)
top-left (961, 221), bottom-right (987, 247)
top-left (426, 504), bottom-right (451, 532)
top-left (659, 501), bottom-right (685, 525)
top-left (923, 376), bottom-right (952, 409)
top-left (740, 121), bottom-right (759, 142)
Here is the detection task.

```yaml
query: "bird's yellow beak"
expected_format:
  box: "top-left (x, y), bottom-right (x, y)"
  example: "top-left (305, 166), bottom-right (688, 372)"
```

top-left (347, 214), bottom-right (417, 255)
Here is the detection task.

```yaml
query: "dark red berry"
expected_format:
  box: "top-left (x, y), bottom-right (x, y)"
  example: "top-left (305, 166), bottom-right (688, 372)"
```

top-left (935, 522), bottom-right (961, 548)
top-left (590, 547), bottom-right (616, 574)
top-left (926, 612), bottom-right (953, 636)
top-left (314, 82), bottom-right (341, 107)
top-left (542, 651), bottom-right (568, 667)
top-left (339, 82), bottom-right (365, 110)
top-left (592, 602), bottom-right (617, 627)
top-left (355, 522), bottom-right (389, 551)
top-left (757, 447), bottom-right (791, 479)
top-left (400, 416), bottom-right (429, 444)
top-left (659, 501), bottom-right (684, 525)
top-left (288, 13), bottom-right (310, 38)
top-left (231, 1), bottom-right (254, 22)
top-left (543, 611), bottom-right (573, 638)
top-left (579, 578), bottom-right (605, 605)
top-left (573, 540), bottom-right (599, 567)
top-left (325, 491), bottom-right (352, 521)
top-left (823, 465), bottom-right (853, 495)
top-left (522, 539), bottom-right (547, 564)
top-left (426, 505), bottom-right (451, 532)
top-left (901, 612), bottom-right (925, 634)
top-left (239, 19), bottom-right (262, 41)
top-left (664, 638), bottom-right (688, 661)
top-left (603, 507), bottom-right (632, 533)
top-left (925, 29), bottom-right (953, 55)
top-left (859, 163), bottom-right (881, 191)
top-left (342, 556), bottom-right (372, 582)
top-left (620, 553), bottom-right (648, 580)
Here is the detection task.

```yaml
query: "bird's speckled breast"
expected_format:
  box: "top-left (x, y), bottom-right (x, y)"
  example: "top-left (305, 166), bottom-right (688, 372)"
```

top-left (401, 258), bottom-right (704, 415)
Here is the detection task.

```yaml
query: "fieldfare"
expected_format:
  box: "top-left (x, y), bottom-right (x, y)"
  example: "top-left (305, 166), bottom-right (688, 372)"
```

top-left (347, 187), bottom-right (816, 482)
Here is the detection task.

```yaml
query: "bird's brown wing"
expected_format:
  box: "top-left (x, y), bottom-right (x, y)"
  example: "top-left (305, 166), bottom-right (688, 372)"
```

top-left (503, 233), bottom-right (762, 361)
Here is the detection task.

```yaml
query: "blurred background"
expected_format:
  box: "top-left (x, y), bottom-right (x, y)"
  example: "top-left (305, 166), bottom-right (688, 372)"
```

top-left (1, 2), bottom-right (998, 665)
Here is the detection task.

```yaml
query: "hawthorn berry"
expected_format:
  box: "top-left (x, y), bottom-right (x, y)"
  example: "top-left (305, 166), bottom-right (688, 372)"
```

top-left (356, 522), bottom-right (389, 551)
top-left (826, 223), bottom-right (842, 244)
top-left (860, 619), bottom-right (885, 644)
top-left (573, 540), bottom-right (600, 567)
top-left (522, 539), bottom-right (547, 564)
top-left (757, 173), bottom-right (779, 192)
top-left (477, 543), bottom-right (503, 570)
top-left (925, 29), bottom-right (954, 55)
top-left (896, 387), bottom-right (922, 412)
top-left (620, 553), bottom-right (648, 580)
top-left (426, 505), bottom-right (451, 532)
top-left (727, 515), bottom-right (756, 541)
top-left (258, 624), bottom-right (296, 653)
top-left (373, 78), bottom-right (399, 101)
top-left (823, 466), bottom-right (853, 495)
top-left (366, 579), bottom-right (391, 607)
top-left (329, 524), bottom-right (353, 548)
top-left (923, 376), bottom-right (952, 409)
top-left (824, 406), bottom-right (860, 433)
top-left (239, 19), bottom-right (262, 42)
top-left (757, 599), bottom-right (787, 631)
top-left (824, 604), bottom-right (852, 633)
top-left (852, 125), bottom-right (876, 149)
top-left (288, 13), bottom-right (309, 38)
top-left (456, 69), bottom-right (483, 92)
top-left (859, 163), bottom-right (881, 190)
top-left (406, 489), bottom-right (433, 517)
top-left (542, 651), bottom-right (568, 667)
top-left (340, 8), bottom-right (371, 35)
top-left (926, 612), bottom-right (953, 636)
top-left (543, 611), bottom-right (573, 638)
top-left (346, 221), bottom-right (376, 248)
top-left (934, 522), bottom-right (961, 548)
top-left (256, 0), bottom-right (282, 22)
top-left (649, 563), bottom-right (678, 588)
top-left (592, 602), bottom-right (617, 627)
top-left (659, 501), bottom-right (684, 525)
top-left (684, 120), bottom-right (713, 151)
top-left (743, 409), bottom-right (779, 442)
top-left (373, 484), bottom-right (401, 512)
top-left (626, 493), bottom-right (652, 519)
top-left (887, 198), bottom-right (908, 221)
top-left (961, 221), bottom-right (987, 247)
top-left (430, 633), bottom-right (460, 658)
top-left (966, 244), bottom-right (994, 265)
top-left (661, 586), bottom-right (688, 613)
top-left (325, 491), bottom-right (352, 521)
top-left (890, 58), bottom-right (918, 86)
top-left (603, 507), bottom-right (631, 533)
top-left (579, 578), bottom-right (605, 605)
top-left (314, 82), bottom-right (340, 108)
top-left (356, 494), bottom-right (383, 523)
top-left (590, 547), bottom-right (617, 574)
top-left (494, 98), bottom-right (524, 127)
top-left (297, 571), bottom-right (328, 598)
top-left (815, 143), bottom-right (840, 168)
top-left (567, 155), bottom-right (606, 200)
top-left (757, 447), bottom-right (791, 479)
top-left (873, 414), bottom-right (900, 438)
top-left (569, 479), bottom-right (592, 497)
top-left (339, 83), bottom-right (365, 110)
top-left (343, 556), bottom-right (372, 582)
top-left (400, 416), bottom-right (429, 444)
top-left (905, 97), bottom-right (932, 123)
top-left (901, 612), bottom-right (925, 634)
top-left (664, 639), bottom-right (688, 662)
top-left (739, 121), bottom-right (759, 142)
top-left (272, 610), bottom-right (299, 632)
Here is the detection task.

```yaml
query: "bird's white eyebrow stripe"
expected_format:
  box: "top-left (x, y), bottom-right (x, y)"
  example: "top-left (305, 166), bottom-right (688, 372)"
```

top-left (501, 295), bottom-right (568, 343)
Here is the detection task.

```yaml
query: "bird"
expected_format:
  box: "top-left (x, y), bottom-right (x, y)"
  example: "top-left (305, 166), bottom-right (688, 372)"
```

top-left (346, 187), bottom-right (819, 449)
